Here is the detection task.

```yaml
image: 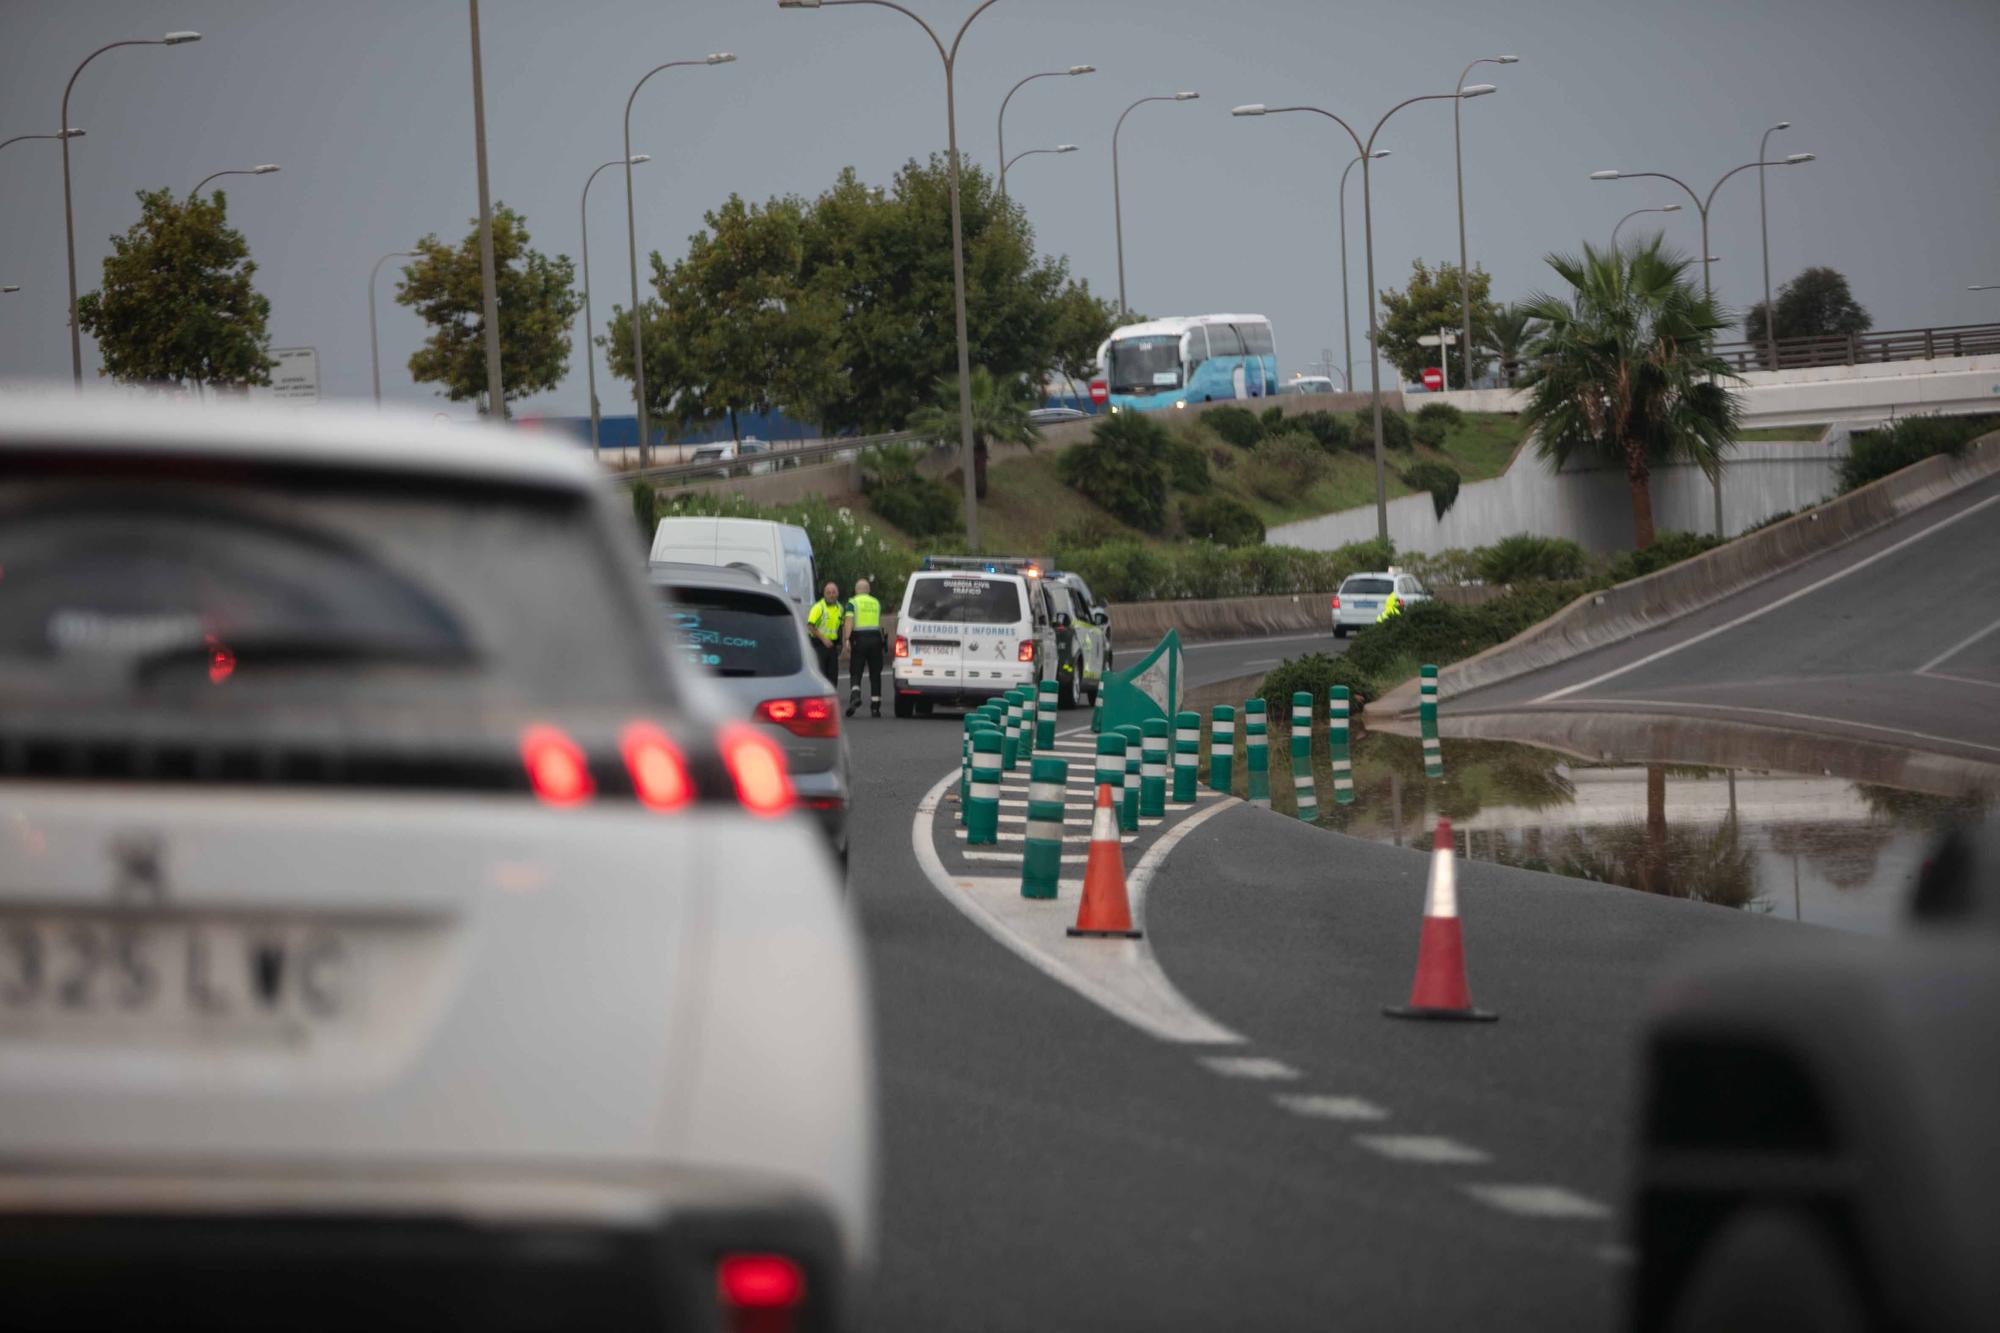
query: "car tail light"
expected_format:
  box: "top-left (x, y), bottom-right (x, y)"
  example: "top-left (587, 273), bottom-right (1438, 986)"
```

top-left (521, 725), bottom-right (593, 807)
top-left (719, 723), bottom-right (794, 817)
top-left (1330, 594), bottom-right (1341, 610)
top-left (717, 1253), bottom-right (805, 1332)
top-left (619, 722), bottom-right (692, 811)
top-left (1017, 640), bottom-right (1036, 662)
top-left (893, 635), bottom-right (909, 659)
top-left (755, 696), bottom-right (839, 738)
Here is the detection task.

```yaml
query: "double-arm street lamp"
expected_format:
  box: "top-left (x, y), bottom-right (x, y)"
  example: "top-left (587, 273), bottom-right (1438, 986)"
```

top-left (1112, 91), bottom-right (1199, 318)
top-left (1236, 83), bottom-right (1497, 544)
top-left (62, 31), bottom-right (202, 386)
top-left (1338, 149), bottom-right (1390, 394)
top-left (1757, 121), bottom-right (1792, 347)
top-left (369, 249), bottom-right (420, 407)
top-left (624, 52), bottom-right (735, 465)
top-left (190, 164), bottom-right (279, 197)
top-left (2, 128), bottom-right (85, 154)
top-left (1003, 143), bottom-right (1077, 177)
top-left (780, 0), bottom-right (999, 551)
top-left (584, 154), bottom-right (650, 456)
top-left (997, 63), bottom-right (1092, 201)
top-left (1612, 202), bottom-right (1681, 249)
top-left (1452, 55), bottom-right (1517, 383)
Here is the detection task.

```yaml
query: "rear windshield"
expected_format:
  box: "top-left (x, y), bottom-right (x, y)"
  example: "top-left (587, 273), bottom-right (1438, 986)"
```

top-left (906, 575), bottom-right (1024, 625)
top-left (657, 586), bottom-right (801, 678)
top-left (0, 463), bottom-right (662, 714)
top-left (1341, 577), bottom-right (1394, 595)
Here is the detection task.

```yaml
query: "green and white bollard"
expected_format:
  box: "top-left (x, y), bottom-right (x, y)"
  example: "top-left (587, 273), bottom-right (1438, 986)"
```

top-left (1002, 690), bottom-right (1024, 771)
top-left (1091, 692), bottom-right (1103, 734)
top-left (1209, 705), bottom-right (1235, 794)
top-left (1036, 680), bottom-right (1060, 749)
top-left (1140, 718), bottom-right (1169, 819)
top-left (1095, 733), bottom-right (1127, 824)
top-left (1245, 698), bottom-right (1270, 804)
top-left (1021, 756), bottom-right (1068, 900)
top-left (967, 729), bottom-right (1003, 845)
top-left (1116, 724), bottom-right (1143, 833)
top-left (1173, 711), bottom-right (1201, 805)
top-left (1290, 691), bottom-right (1318, 822)
top-left (960, 715), bottom-right (987, 822)
top-left (1020, 686), bottom-right (1039, 759)
top-left (1328, 685), bottom-right (1355, 806)
top-left (1420, 664), bottom-right (1443, 779)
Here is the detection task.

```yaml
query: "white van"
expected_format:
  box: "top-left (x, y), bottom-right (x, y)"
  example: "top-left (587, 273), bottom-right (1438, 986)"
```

top-left (891, 564), bottom-right (1055, 717)
top-left (649, 516), bottom-right (816, 612)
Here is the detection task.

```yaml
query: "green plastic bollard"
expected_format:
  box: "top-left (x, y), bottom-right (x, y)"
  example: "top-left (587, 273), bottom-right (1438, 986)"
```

top-left (1002, 690), bottom-right (1024, 771)
top-left (1172, 711), bottom-right (1201, 805)
top-left (1021, 756), bottom-right (1068, 900)
top-left (1094, 733), bottom-right (1127, 826)
top-left (1115, 724), bottom-right (1143, 833)
top-left (1036, 679), bottom-right (1060, 750)
top-left (1209, 705), bottom-right (1235, 794)
top-left (1328, 685), bottom-right (1355, 805)
top-left (1245, 698), bottom-right (1269, 803)
top-left (1420, 665), bottom-right (1443, 779)
top-left (1290, 691), bottom-right (1317, 822)
top-left (967, 729), bottom-right (1004, 845)
top-left (1020, 685), bottom-right (1039, 759)
top-left (1139, 718), bottom-right (1169, 819)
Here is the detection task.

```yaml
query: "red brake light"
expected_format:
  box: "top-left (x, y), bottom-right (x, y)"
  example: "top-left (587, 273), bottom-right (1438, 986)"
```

top-left (521, 725), bottom-right (593, 806)
top-left (1331, 594), bottom-right (1341, 610)
top-left (717, 1252), bottom-right (805, 1312)
top-left (755, 696), bottom-right (838, 738)
top-left (720, 723), bottom-right (794, 816)
top-left (619, 722), bottom-right (692, 811)
top-left (893, 635), bottom-right (909, 659)
top-left (1017, 640), bottom-right (1036, 662)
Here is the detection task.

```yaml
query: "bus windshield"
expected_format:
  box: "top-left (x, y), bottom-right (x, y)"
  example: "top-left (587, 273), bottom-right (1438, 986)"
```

top-left (1108, 337), bottom-right (1182, 394)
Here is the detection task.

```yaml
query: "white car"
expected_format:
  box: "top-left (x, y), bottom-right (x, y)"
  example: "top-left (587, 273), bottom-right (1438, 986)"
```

top-left (0, 394), bottom-right (873, 1331)
top-left (1332, 570), bottom-right (1431, 637)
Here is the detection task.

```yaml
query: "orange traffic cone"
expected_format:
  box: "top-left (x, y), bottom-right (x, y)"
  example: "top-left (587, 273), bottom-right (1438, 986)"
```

top-left (1068, 784), bottom-right (1142, 939)
top-left (1384, 818), bottom-right (1496, 1022)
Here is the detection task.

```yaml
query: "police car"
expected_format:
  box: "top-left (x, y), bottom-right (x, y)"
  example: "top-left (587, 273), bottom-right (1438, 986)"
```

top-left (1331, 569), bottom-right (1431, 637)
top-left (1048, 571), bottom-right (1113, 709)
top-left (891, 557), bottom-right (1057, 716)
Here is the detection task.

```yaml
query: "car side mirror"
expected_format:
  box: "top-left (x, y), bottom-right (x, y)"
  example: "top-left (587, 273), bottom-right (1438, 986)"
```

top-left (1092, 609), bottom-right (1110, 627)
top-left (1054, 612), bottom-right (1072, 629)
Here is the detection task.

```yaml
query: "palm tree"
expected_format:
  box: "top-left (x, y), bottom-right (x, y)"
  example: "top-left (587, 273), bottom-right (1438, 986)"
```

top-left (1483, 303), bottom-right (1545, 388)
top-left (906, 366), bottom-right (1039, 500)
top-left (1518, 238), bottom-right (1739, 549)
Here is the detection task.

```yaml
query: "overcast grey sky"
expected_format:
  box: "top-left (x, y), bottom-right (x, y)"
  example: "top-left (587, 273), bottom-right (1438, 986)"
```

top-left (4, 0), bottom-right (1997, 417)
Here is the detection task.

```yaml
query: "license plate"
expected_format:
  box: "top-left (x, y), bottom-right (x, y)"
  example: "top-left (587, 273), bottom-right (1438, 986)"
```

top-left (1353, 600), bottom-right (1377, 610)
top-left (911, 640), bottom-right (956, 653)
top-left (0, 912), bottom-right (351, 1039)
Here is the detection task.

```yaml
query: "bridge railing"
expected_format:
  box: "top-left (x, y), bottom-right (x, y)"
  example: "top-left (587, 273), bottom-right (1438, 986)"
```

top-left (1713, 322), bottom-right (2000, 374)
top-left (610, 428), bottom-right (928, 486)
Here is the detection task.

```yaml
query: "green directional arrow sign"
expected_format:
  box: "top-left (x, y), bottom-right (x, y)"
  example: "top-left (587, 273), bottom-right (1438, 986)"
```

top-left (1098, 629), bottom-right (1182, 737)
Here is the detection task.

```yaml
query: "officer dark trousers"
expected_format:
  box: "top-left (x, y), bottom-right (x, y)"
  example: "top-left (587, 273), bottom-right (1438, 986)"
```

top-left (848, 632), bottom-right (885, 717)
top-left (812, 638), bottom-right (839, 685)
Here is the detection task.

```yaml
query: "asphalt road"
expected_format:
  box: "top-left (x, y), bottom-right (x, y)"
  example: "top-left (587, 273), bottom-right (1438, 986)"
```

top-left (1174, 629), bottom-right (1345, 686)
top-left (842, 686), bottom-right (1778, 1331)
top-left (1450, 472), bottom-right (2000, 764)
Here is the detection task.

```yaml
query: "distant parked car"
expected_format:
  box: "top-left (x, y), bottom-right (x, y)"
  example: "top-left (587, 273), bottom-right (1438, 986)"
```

top-left (1332, 570), bottom-right (1431, 637)
top-left (1283, 375), bottom-right (1339, 396)
top-left (1028, 406), bottom-right (1090, 425)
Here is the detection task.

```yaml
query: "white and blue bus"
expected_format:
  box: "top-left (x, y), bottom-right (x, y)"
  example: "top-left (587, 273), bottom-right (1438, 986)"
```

top-left (1092, 314), bottom-right (1279, 413)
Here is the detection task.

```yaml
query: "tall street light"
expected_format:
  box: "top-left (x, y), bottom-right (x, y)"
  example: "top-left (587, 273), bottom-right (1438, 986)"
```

top-left (623, 52), bottom-right (735, 466)
top-left (1112, 91), bottom-right (1199, 318)
top-left (1236, 84), bottom-right (1497, 545)
top-left (2, 285), bottom-right (19, 295)
top-left (369, 249), bottom-right (420, 407)
top-left (584, 154), bottom-right (650, 457)
top-left (190, 164), bottom-right (279, 197)
top-left (997, 64), bottom-right (1092, 203)
top-left (1452, 54), bottom-right (1516, 384)
top-left (1003, 143), bottom-right (1077, 178)
top-left (1757, 120), bottom-right (1791, 350)
top-left (1611, 202), bottom-right (1681, 249)
top-left (781, 0), bottom-right (1001, 553)
top-left (2, 128), bottom-right (85, 154)
top-left (467, 1), bottom-right (505, 418)
top-left (1338, 149), bottom-right (1390, 394)
top-left (1971, 284), bottom-right (2000, 292)
top-left (62, 31), bottom-right (201, 387)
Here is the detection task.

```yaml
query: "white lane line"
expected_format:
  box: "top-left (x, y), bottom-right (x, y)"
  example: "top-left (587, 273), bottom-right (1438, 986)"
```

top-left (1200, 1055), bottom-right (1301, 1081)
top-left (1565, 697), bottom-right (2000, 757)
top-left (1538, 490), bottom-right (2000, 702)
top-left (964, 850), bottom-right (1092, 865)
top-left (1355, 1135), bottom-right (1492, 1165)
top-left (1917, 668), bottom-right (2000, 692)
top-left (1125, 792), bottom-right (1239, 926)
top-left (1274, 1093), bottom-right (1391, 1122)
top-left (1462, 1184), bottom-right (1613, 1221)
top-left (1918, 613), bottom-right (2000, 674)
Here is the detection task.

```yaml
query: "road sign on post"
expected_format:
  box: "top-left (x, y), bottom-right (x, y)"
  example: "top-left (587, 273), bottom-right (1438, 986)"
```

top-left (253, 347), bottom-right (320, 405)
top-left (1089, 379), bottom-right (1109, 405)
top-left (1098, 630), bottom-right (1182, 738)
top-left (1421, 367), bottom-right (1445, 391)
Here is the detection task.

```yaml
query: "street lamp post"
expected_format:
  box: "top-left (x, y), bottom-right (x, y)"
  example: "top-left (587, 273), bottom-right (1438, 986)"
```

top-left (1002, 143), bottom-right (1077, 177)
top-left (189, 164), bottom-right (280, 197)
top-left (997, 63), bottom-right (1092, 202)
top-left (1611, 202), bottom-right (1681, 249)
top-left (1, 128), bottom-right (84, 154)
top-left (583, 154), bottom-right (649, 456)
top-left (1236, 84), bottom-right (1497, 545)
top-left (2, 285), bottom-right (20, 294)
top-left (1970, 284), bottom-right (2000, 292)
top-left (1112, 91), bottom-right (1199, 318)
top-left (781, 0), bottom-right (1000, 552)
top-left (623, 52), bottom-right (735, 466)
top-left (369, 249), bottom-right (420, 407)
top-left (1338, 149), bottom-right (1389, 394)
top-left (467, 1), bottom-right (505, 419)
top-left (1758, 121), bottom-right (1791, 350)
top-left (1452, 55), bottom-right (1516, 386)
top-left (61, 31), bottom-right (201, 386)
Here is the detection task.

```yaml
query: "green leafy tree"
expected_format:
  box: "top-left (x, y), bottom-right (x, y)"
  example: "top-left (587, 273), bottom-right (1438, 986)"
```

top-left (1518, 237), bottom-right (1740, 549)
top-left (1376, 259), bottom-right (1501, 385)
top-left (397, 204), bottom-right (581, 413)
top-left (76, 188), bottom-right (276, 390)
top-left (1743, 265), bottom-right (1872, 344)
top-left (1483, 303), bottom-right (1546, 386)
top-left (1057, 411), bottom-right (1171, 532)
top-left (905, 366), bottom-right (1038, 499)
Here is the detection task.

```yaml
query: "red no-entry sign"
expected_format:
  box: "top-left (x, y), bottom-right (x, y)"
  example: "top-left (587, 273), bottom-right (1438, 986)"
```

top-left (1421, 367), bottom-right (1444, 391)
top-left (1088, 379), bottom-right (1109, 405)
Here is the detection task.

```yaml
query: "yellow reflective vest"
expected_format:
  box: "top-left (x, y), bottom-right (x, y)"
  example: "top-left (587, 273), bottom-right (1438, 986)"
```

top-left (847, 594), bottom-right (882, 633)
top-left (806, 599), bottom-right (842, 645)
top-left (1376, 592), bottom-right (1402, 624)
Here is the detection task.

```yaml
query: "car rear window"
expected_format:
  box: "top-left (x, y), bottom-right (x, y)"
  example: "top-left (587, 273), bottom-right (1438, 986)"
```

top-left (657, 586), bottom-right (801, 678)
top-left (1342, 577), bottom-right (1394, 596)
top-left (906, 575), bottom-right (1024, 624)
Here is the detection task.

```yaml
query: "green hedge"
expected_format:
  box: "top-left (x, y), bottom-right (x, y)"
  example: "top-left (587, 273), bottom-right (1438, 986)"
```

top-left (1054, 535), bottom-right (1393, 602)
top-left (1179, 493), bottom-right (1265, 546)
top-left (1839, 413), bottom-right (1999, 493)
top-left (1603, 530), bottom-right (1722, 584)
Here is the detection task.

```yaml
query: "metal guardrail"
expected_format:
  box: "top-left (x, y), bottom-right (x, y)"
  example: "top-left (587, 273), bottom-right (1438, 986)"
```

top-left (1712, 322), bottom-right (2000, 374)
top-left (609, 428), bottom-right (927, 486)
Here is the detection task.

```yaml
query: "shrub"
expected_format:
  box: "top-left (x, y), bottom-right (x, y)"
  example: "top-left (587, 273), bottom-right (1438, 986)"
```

top-left (1166, 434), bottom-right (1213, 494)
top-left (1399, 460), bottom-right (1462, 519)
top-left (1343, 582), bottom-right (1592, 687)
top-left (1354, 408), bottom-right (1412, 452)
top-left (1045, 537), bottom-right (1392, 603)
top-left (1839, 413), bottom-right (2000, 492)
top-left (1057, 411), bottom-right (1171, 532)
top-left (1414, 401), bottom-right (1464, 430)
top-left (1260, 653), bottom-right (1351, 727)
top-left (859, 443), bottom-right (961, 537)
top-left (1477, 533), bottom-right (1588, 584)
top-left (1259, 404), bottom-right (1287, 433)
top-left (1050, 538), bottom-right (1168, 602)
top-left (1410, 413), bottom-right (1450, 448)
top-left (1208, 444), bottom-right (1237, 472)
top-left (1603, 530), bottom-right (1723, 585)
top-left (1240, 432), bottom-right (1328, 502)
top-left (1054, 515), bottom-right (1120, 548)
top-left (1403, 547), bottom-right (1485, 588)
top-left (1291, 409), bottom-right (1352, 453)
top-left (1204, 404), bottom-right (1265, 448)
top-left (1180, 494), bottom-right (1265, 546)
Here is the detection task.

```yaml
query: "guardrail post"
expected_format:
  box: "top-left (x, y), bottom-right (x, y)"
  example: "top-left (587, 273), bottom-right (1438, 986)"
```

top-left (1328, 685), bottom-right (1354, 806)
top-left (1021, 757), bottom-right (1068, 900)
top-left (1208, 705), bottom-right (1235, 794)
top-left (1173, 711), bottom-right (1200, 805)
top-left (968, 729), bottom-right (1003, 846)
top-left (1419, 665), bottom-right (1443, 780)
top-left (1245, 698), bottom-right (1269, 804)
top-left (1290, 691), bottom-right (1318, 822)
top-left (1036, 680), bottom-right (1059, 749)
top-left (1115, 724), bottom-right (1143, 833)
top-left (1140, 719), bottom-right (1168, 819)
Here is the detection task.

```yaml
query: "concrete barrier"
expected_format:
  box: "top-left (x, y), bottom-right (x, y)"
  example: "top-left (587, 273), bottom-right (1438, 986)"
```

top-left (1374, 430), bottom-right (2000, 717)
top-left (1107, 584), bottom-right (1498, 650)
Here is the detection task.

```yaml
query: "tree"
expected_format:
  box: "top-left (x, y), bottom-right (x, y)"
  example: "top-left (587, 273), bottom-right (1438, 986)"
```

top-left (396, 204), bottom-right (580, 412)
top-left (905, 366), bottom-right (1038, 499)
top-left (1057, 410), bottom-right (1170, 532)
top-left (1376, 259), bottom-right (1501, 385)
top-left (76, 188), bottom-right (276, 391)
top-left (1517, 237), bottom-right (1740, 549)
top-left (1483, 303), bottom-right (1547, 387)
top-left (1743, 265), bottom-right (1872, 345)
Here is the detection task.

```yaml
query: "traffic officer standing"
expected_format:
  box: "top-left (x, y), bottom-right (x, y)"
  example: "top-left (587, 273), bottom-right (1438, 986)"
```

top-left (1376, 589), bottom-right (1402, 624)
top-left (845, 578), bottom-right (885, 718)
top-left (806, 581), bottom-right (843, 683)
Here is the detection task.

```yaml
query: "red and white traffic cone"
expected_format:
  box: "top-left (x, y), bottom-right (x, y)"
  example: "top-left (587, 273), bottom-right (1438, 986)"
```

top-left (1384, 817), bottom-right (1496, 1022)
top-left (1068, 784), bottom-right (1142, 939)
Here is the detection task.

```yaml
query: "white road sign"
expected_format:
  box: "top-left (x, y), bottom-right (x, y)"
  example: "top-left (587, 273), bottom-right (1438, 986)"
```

top-left (256, 347), bottom-right (320, 404)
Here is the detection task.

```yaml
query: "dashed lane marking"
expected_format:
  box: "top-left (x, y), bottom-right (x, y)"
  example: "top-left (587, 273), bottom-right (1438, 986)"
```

top-left (1273, 1093), bottom-right (1390, 1122)
top-left (1200, 1055), bottom-right (1301, 1081)
top-left (1354, 1135), bottom-right (1492, 1165)
top-left (1462, 1184), bottom-right (1613, 1221)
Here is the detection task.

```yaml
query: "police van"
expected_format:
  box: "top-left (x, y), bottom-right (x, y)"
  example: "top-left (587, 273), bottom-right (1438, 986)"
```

top-left (891, 557), bottom-right (1057, 717)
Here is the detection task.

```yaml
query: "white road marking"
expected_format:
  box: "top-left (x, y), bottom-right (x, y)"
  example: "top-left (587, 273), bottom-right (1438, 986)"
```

top-left (1354, 1135), bottom-right (1492, 1165)
top-left (1462, 1184), bottom-right (1614, 1220)
top-left (1538, 491), bottom-right (2000, 702)
top-left (1564, 697), bottom-right (2000, 757)
top-left (1917, 668), bottom-right (2000, 692)
top-left (1273, 1093), bottom-right (1390, 1122)
top-left (1918, 613), bottom-right (2000, 674)
top-left (1200, 1055), bottom-right (1301, 1081)
top-left (964, 850), bottom-right (1091, 865)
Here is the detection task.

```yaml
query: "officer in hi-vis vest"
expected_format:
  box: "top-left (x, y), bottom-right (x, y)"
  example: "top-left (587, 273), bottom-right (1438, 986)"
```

top-left (805, 581), bottom-right (843, 683)
top-left (845, 578), bottom-right (885, 718)
top-left (1376, 590), bottom-right (1402, 624)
